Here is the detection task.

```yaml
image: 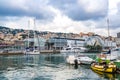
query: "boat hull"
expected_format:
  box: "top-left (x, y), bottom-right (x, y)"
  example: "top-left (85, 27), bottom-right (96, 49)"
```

top-left (66, 55), bottom-right (94, 65)
top-left (24, 50), bottom-right (40, 55)
top-left (91, 64), bottom-right (116, 73)
top-left (97, 54), bottom-right (117, 61)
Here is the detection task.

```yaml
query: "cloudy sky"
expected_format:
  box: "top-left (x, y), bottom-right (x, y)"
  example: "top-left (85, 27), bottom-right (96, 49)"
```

top-left (0, 0), bottom-right (120, 37)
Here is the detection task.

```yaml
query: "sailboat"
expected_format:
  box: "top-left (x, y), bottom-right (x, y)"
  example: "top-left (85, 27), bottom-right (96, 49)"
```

top-left (97, 18), bottom-right (117, 61)
top-left (24, 19), bottom-right (40, 54)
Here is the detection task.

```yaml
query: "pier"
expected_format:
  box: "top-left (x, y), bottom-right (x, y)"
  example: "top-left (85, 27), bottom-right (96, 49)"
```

top-left (40, 50), bottom-right (60, 53)
top-left (0, 50), bottom-right (60, 55)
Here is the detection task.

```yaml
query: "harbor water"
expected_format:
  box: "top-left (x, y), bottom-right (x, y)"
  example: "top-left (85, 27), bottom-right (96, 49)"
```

top-left (0, 53), bottom-right (120, 80)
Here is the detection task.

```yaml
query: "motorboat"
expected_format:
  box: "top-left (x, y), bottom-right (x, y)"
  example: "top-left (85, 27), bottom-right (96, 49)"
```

top-left (61, 46), bottom-right (88, 53)
top-left (66, 55), bottom-right (94, 65)
top-left (112, 47), bottom-right (120, 51)
top-left (24, 48), bottom-right (40, 55)
top-left (91, 62), bottom-right (116, 73)
top-left (97, 53), bottom-right (117, 61)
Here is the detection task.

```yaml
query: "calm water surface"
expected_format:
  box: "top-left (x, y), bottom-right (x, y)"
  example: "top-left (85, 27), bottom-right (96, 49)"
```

top-left (0, 53), bottom-right (120, 80)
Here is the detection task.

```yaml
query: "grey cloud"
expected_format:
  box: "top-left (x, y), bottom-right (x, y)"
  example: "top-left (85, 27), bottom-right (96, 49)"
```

top-left (48, 0), bottom-right (108, 21)
top-left (96, 15), bottom-right (120, 30)
top-left (0, 0), bottom-right (55, 20)
top-left (109, 15), bottom-right (120, 29)
top-left (117, 2), bottom-right (120, 12)
top-left (0, 0), bottom-right (108, 21)
top-left (104, 2), bottom-right (120, 29)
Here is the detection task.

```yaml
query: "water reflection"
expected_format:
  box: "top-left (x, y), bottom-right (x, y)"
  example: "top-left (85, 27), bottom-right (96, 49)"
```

top-left (92, 70), bottom-right (116, 80)
top-left (0, 53), bottom-right (120, 80)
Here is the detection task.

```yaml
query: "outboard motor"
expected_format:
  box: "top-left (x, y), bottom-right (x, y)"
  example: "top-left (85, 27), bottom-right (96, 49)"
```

top-left (74, 59), bottom-right (78, 69)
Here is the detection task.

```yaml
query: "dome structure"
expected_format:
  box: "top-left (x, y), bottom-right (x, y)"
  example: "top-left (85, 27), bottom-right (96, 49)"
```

top-left (85, 36), bottom-right (104, 47)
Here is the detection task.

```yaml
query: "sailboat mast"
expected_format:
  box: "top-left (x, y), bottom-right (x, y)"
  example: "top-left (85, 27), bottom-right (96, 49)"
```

top-left (33, 19), bottom-right (40, 51)
top-left (33, 19), bottom-right (36, 50)
top-left (28, 20), bottom-right (30, 48)
top-left (107, 18), bottom-right (110, 38)
top-left (107, 18), bottom-right (112, 49)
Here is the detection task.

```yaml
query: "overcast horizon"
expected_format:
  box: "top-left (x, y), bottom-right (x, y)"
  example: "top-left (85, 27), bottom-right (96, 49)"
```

top-left (0, 0), bottom-right (120, 37)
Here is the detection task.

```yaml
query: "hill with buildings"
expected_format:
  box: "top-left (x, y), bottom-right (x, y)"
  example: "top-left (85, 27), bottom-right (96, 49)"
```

top-left (0, 26), bottom-right (82, 39)
top-left (0, 26), bottom-right (120, 53)
top-left (0, 26), bottom-right (117, 41)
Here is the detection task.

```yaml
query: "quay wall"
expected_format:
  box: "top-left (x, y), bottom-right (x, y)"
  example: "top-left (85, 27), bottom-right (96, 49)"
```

top-left (0, 50), bottom-right (60, 55)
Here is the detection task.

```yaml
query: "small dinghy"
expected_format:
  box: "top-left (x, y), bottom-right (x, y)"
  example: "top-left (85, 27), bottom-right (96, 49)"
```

top-left (91, 62), bottom-right (116, 73)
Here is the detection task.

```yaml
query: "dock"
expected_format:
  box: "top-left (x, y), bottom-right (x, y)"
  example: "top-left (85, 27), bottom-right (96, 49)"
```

top-left (40, 50), bottom-right (60, 53)
top-left (0, 50), bottom-right (61, 55)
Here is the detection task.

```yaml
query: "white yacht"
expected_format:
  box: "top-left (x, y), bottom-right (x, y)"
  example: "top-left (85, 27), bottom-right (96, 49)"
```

top-left (24, 49), bottom-right (40, 55)
top-left (98, 47), bottom-right (120, 61)
top-left (97, 52), bottom-right (118, 61)
top-left (112, 47), bottom-right (120, 51)
top-left (66, 55), bottom-right (94, 65)
top-left (61, 46), bottom-right (88, 53)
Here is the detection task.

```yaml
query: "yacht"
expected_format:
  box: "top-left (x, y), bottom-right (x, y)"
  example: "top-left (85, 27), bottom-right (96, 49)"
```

top-left (24, 47), bottom-right (40, 55)
top-left (61, 46), bottom-right (88, 53)
top-left (112, 47), bottom-right (120, 51)
top-left (66, 55), bottom-right (94, 65)
top-left (97, 51), bottom-right (118, 61)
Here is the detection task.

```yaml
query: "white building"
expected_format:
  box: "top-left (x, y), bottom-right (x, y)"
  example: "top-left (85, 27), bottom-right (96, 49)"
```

top-left (67, 38), bottom-right (85, 47)
top-left (103, 40), bottom-right (116, 48)
top-left (116, 38), bottom-right (120, 47)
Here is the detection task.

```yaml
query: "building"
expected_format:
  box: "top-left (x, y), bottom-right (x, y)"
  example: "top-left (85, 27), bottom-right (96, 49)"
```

top-left (0, 32), bottom-right (4, 39)
top-left (46, 37), bottom-right (67, 50)
top-left (116, 38), bottom-right (120, 47)
top-left (116, 32), bottom-right (120, 47)
top-left (85, 35), bottom-right (117, 49)
top-left (46, 37), bottom-right (86, 50)
top-left (117, 32), bottom-right (120, 38)
top-left (103, 40), bottom-right (116, 48)
top-left (24, 37), bottom-right (46, 50)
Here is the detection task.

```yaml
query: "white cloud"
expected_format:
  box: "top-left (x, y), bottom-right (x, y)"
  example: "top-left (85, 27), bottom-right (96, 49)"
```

top-left (78, 0), bottom-right (107, 13)
top-left (0, 0), bottom-right (120, 37)
top-left (1, 16), bottom-right (33, 29)
top-left (109, 0), bottom-right (120, 15)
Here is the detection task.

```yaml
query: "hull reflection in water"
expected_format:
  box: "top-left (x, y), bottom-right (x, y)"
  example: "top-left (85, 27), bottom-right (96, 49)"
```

top-left (92, 70), bottom-right (116, 79)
